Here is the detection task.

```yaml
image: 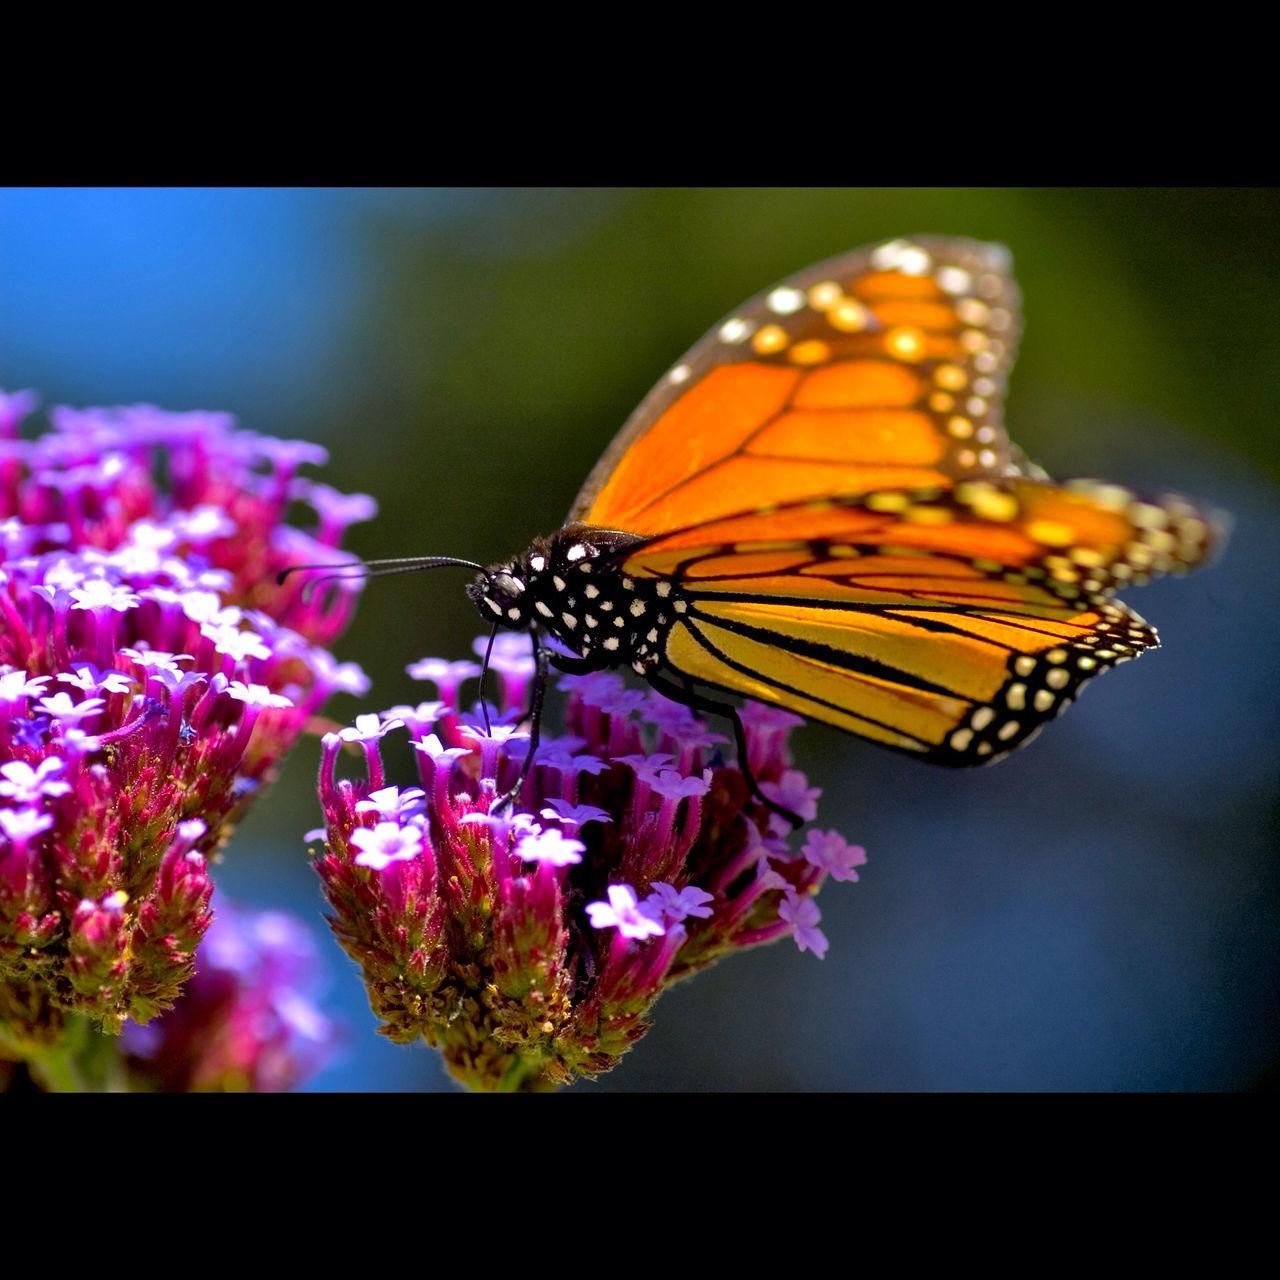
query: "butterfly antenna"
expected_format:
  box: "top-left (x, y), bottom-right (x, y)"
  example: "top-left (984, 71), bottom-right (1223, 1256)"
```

top-left (277, 556), bottom-right (484, 602)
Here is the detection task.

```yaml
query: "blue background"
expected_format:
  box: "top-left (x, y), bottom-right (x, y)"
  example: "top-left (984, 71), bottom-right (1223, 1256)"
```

top-left (2, 188), bottom-right (1275, 1091)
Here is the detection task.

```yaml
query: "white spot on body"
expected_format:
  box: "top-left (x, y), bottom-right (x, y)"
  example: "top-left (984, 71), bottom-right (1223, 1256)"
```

top-left (630, 599), bottom-right (645, 617)
top-left (561, 613), bottom-right (577, 629)
top-left (566, 544), bottom-right (587, 562)
top-left (535, 601), bottom-right (553, 619)
top-left (603, 636), bottom-right (619, 651)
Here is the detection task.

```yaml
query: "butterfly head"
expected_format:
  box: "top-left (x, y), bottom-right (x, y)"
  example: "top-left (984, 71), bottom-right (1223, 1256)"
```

top-left (467, 562), bottom-right (532, 629)
top-left (466, 526), bottom-right (655, 658)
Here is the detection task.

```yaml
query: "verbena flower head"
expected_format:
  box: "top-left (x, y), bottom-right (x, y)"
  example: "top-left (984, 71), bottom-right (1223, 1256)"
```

top-left (0, 392), bottom-right (370, 1047)
top-left (314, 637), bottom-right (866, 1091)
top-left (121, 901), bottom-right (341, 1092)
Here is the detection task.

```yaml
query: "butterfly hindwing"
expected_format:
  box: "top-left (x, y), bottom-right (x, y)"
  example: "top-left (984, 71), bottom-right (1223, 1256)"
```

top-left (615, 479), bottom-right (1217, 764)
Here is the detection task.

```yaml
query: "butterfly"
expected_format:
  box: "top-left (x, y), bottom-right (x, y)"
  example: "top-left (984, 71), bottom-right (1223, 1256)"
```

top-left (297, 236), bottom-right (1222, 821)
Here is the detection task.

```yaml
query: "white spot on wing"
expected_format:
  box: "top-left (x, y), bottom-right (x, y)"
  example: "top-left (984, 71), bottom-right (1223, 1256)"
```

top-left (767, 287), bottom-right (806, 315)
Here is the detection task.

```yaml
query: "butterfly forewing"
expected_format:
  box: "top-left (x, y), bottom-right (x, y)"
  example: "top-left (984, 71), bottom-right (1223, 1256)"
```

top-left (571, 237), bottom-right (1028, 535)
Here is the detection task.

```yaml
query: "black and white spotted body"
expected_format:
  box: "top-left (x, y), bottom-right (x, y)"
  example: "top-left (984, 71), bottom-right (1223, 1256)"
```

top-left (467, 525), bottom-right (683, 676)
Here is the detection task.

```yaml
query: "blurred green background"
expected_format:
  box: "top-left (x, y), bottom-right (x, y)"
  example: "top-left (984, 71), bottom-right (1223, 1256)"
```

top-left (2, 188), bottom-right (1275, 1091)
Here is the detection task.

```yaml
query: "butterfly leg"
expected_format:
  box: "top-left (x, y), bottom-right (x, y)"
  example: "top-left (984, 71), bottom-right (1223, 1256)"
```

top-left (646, 673), bottom-right (804, 829)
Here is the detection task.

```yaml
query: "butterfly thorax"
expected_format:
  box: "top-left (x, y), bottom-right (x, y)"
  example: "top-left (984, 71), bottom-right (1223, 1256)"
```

top-left (468, 525), bottom-right (681, 673)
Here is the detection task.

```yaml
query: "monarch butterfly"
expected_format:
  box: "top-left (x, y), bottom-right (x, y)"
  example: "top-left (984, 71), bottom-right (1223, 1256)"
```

top-left (297, 236), bottom-right (1221, 820)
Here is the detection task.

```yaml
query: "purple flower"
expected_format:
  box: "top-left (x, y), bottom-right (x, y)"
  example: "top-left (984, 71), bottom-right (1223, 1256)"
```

top-left (0, 391), bottom-right (367, 1052)
top-left (516, 828), bottom-right (585, 867)
top-left (539, 799), bottom-right (612, 830)
top-left (351, 821), bottom-right (426, 871)
top-left (778, 887), bottom-right (828, 959)
top-left (0, 758), bottom-right (72, 803)
top-left (586, 884), bottom-right (666, 939)
top-left (312, 632), bottom-right (865, 1092)
top-left (121, 902), bottom-right (340, 1092)
top-left (802, 829), bottom-right (868, 882)
top-left (643, 881), bottom-right (715, 923)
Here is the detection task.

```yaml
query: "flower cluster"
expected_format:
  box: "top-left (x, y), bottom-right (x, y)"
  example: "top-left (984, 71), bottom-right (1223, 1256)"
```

top-left (0, 390), bottom-right (369, 1057)
top-left (121, 901), bottom-right (339, 1092)
top-left (315, 635), bottom-right (866, 1091)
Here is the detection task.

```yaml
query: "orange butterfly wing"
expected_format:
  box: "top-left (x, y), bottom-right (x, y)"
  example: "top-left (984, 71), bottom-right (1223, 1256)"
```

top-left (572, 237), bottom-right (1033, 534)
top-left (563, 236), bottom-right (1222, 764)
top-left (624, 479), bottom-right (1215, 762)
